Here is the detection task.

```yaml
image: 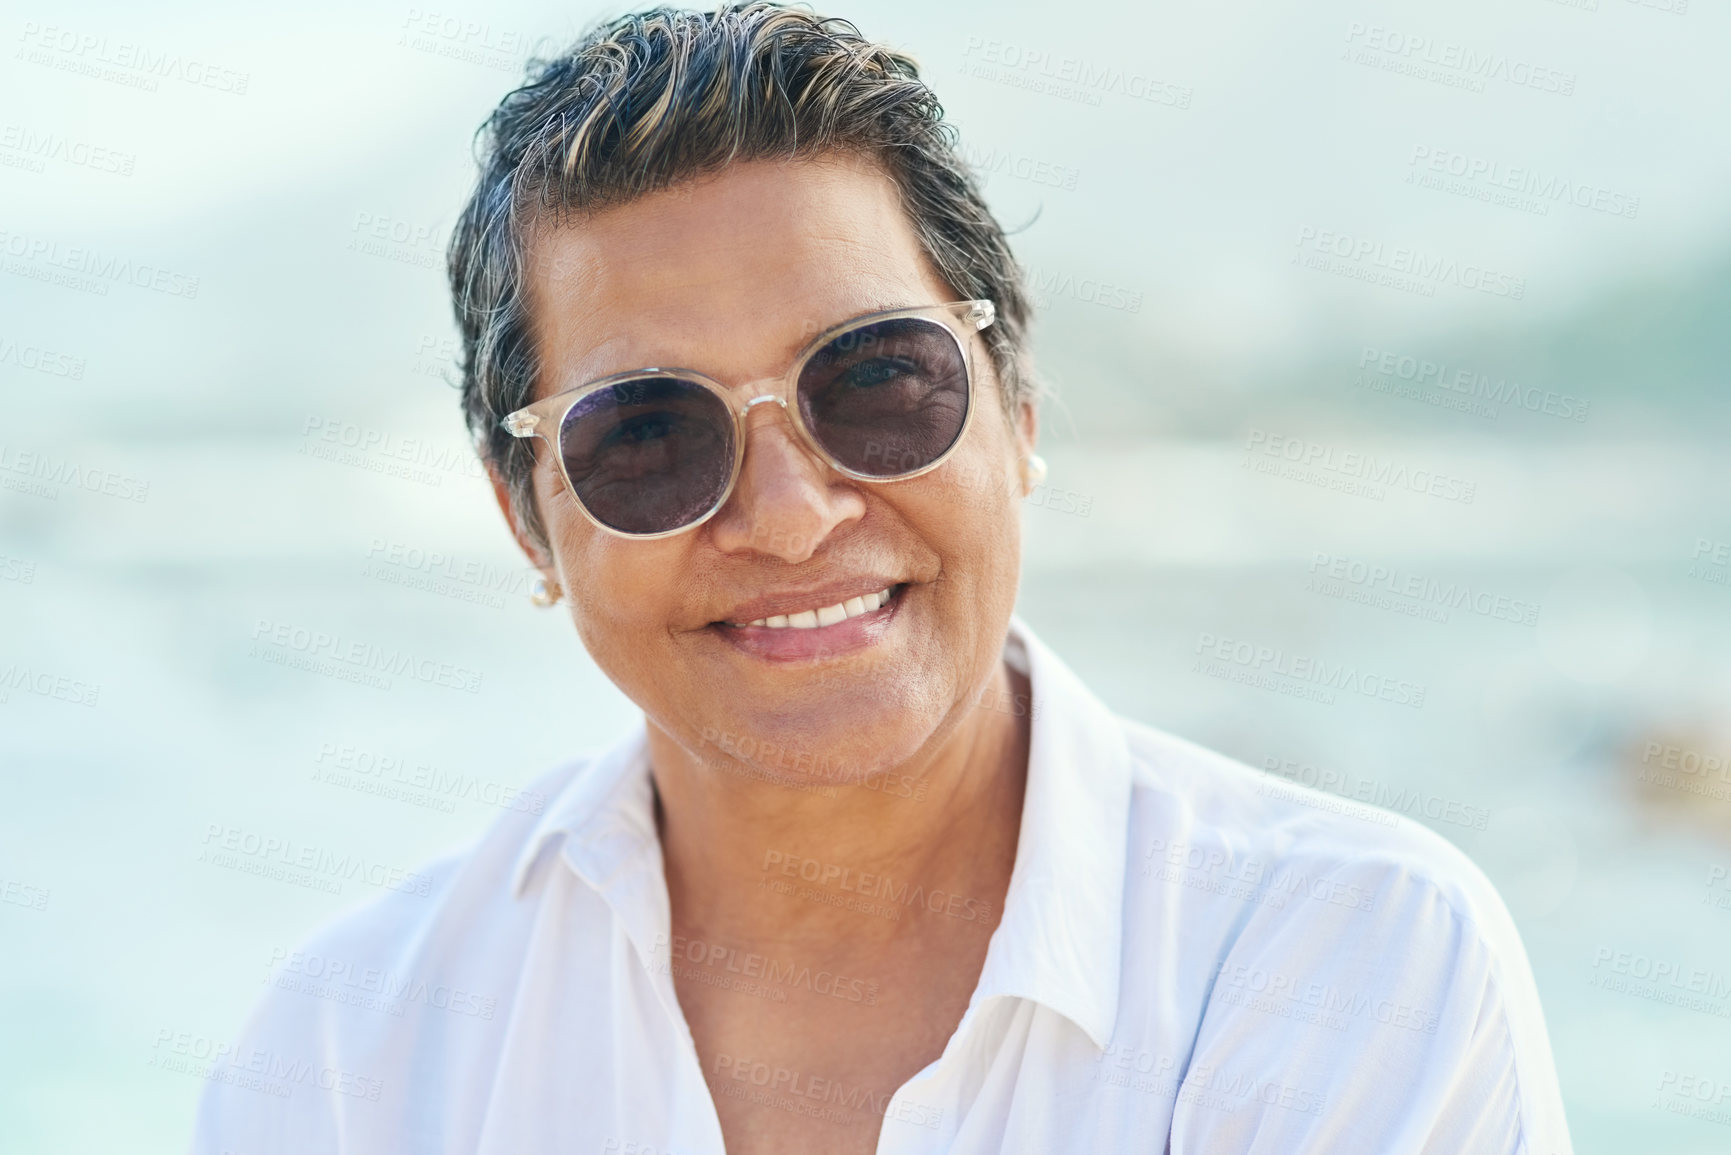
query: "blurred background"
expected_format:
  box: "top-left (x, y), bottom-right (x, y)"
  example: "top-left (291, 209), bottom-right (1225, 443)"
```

top-left (2, 0), bottom-right (1728, 1150)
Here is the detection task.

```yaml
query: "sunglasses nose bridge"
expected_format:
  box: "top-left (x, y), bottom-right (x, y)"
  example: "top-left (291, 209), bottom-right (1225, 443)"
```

top-left (732, 386), bottom-right (834, 480)
top-left (734, 388), bottom-right (805, 446)
top-left (738, 392), bottom-right (787, 416)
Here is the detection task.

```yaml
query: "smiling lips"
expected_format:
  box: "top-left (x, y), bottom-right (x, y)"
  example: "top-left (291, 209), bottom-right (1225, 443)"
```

top-left (727, 585), bottom-right (900, 629)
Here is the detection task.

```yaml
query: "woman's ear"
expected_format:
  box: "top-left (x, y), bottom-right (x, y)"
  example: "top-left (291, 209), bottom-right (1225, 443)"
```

top-left (1015, 400), bottom-right (1041, 495)
top-left (488, 462), bottom-right (555, 576)
top-left (1016, 399), bottom-right (1039, 457)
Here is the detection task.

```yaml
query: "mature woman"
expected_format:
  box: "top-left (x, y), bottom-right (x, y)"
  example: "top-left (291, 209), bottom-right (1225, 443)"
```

top-left (196, 5), bottom-right (1571, 1153)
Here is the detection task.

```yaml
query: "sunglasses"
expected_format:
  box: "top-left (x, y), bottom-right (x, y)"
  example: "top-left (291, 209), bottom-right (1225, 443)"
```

top-left (503, 300), bottom-right (995, 538)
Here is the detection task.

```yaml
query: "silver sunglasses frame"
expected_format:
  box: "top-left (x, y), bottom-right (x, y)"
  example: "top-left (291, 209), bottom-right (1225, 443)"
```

top-left (502, 299), bottom-right (996, 540)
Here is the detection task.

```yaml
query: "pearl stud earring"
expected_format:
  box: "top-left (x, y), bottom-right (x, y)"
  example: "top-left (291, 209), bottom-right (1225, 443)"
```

top-left (529, 575), bottom-right (562, 608)
top-left (1024, 452), bottom-right (1048, 489)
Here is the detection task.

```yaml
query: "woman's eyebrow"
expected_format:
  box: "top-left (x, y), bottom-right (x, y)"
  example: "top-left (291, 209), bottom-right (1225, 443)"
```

top-left (563, 301), bottom-right (924, 383)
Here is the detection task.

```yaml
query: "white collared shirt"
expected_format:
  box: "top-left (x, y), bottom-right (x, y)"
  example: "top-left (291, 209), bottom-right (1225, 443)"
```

top-left (192, 619), bottom-right (1573, 1154)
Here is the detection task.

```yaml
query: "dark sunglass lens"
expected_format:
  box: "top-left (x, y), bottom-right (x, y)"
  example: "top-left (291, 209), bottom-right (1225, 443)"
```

top-left (795, 317), bottom-right (970, 477)
top-left (558, 376), bottom-right (735, 535)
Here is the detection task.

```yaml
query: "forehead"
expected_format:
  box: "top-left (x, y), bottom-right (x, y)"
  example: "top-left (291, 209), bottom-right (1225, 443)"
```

top-left (522, 154), bottom-right (954, 391)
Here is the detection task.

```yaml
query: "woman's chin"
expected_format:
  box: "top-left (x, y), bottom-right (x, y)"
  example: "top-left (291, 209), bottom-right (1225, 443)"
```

top-left (689, 708), bottom-right (937, 793)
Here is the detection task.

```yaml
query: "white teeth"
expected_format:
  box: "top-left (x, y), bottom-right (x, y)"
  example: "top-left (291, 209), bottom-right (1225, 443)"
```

top-left (739, 585), bottom-right (897, 628)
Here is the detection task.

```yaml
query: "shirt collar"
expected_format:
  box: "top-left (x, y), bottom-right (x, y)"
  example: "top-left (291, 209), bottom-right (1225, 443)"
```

top-left (509, 616), bottom-right (1131, 1049)
top-left (510, 716), bottom-right (654, 894)
top-left (970, 616), bottom-right (1131, 1049)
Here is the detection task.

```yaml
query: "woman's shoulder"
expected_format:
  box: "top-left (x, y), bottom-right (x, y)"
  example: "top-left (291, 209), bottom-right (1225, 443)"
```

top-left (190, 754), bottom-right (601, 1150)
top-left (1113, 718), bottom-right (1570, 1152)
top-left (278, 752), bottom-right (592, 981)
top-left (1116, 717), bottom-right (1516, 947)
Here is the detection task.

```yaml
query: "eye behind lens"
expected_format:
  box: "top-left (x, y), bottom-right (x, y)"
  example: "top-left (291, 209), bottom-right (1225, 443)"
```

top-left (797, 317), bottom-right (971, 477)
top-left (559, 375), bottom-right (736, 535)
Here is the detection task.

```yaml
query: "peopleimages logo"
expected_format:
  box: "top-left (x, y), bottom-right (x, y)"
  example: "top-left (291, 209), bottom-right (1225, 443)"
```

top-left (1636, 741), bottom-right (1731, 806)
top-left (1689, 538), bottom-right (1731, 590)
top-left (1293, 226), bottom-right (1525, 300)
top-left (0, 123), bottom-right (136, 176)
top-left (0, 875), bottom-right (51, 912)
top-left (1342, 22), bottom-right (1576, 97)
top-left (397, 8), bottom-right (561, 74)
top-left (266, 946), bottom-right (497, 1020)
top-left (0, 444), bottom-right (149, 503)
top-left (1653, 1069), bottom-right (1731, 1130)
top-left (649, 932), bottom-right (880, 1006)
top-left (1143, 836), bottom-right (1378, 913)
top-left (1306, 551), bottom-right (1540, 627)
top-left (1023, 264), bottom-right (1143, 314)
top-left (0, 227), bottom-right (200, 298)
top-left (249, 618), bottom-right (483, 694)
top-left (1261, 756), bottom-right (1491, 832)
top-left (346, 210), bottom-right (442, 269)
top-left (361, 538), bottom-right (532, 609)
top-left (0, 333), bottom-right (86, 378)
top-left (1356, 346), bottom-right (1589, 423)
top-left (148, 1030), bottom-right (381, 1102)
top-left (1406, 146), bottom-right (1640, 220)
top-left (299, 415), bottom-right (485, 488)
top-left (1194, 631), bottom-right (1427, 709)
top-left (958, 141), bottom-right (1080, 191)
top-left (1213, 960), bottom-right (1441, 1034)
top-left (0, 662), bottom-right (100, 707)
top-left (711, 1053), bottom-right (944, 1129)
top-left (313, 740), bottom-right (545, 814)
top-left (1243, 429), bottom-right (1477, 506)
top-left (1705, 865), bottom-right (1731, 914)
top-left (761, 850), bottom-right (992, 922)
top-left (1179, 1063), bottom-right (1327, 1117)
top-left (1589, 946), bottom-right (1731, 1017)
top-left (958, 36), bottom-right (1193, 110)
top-left (200, 823), bottom-right (433, 897)
top-left (16, 22), bottom-right (251, 95)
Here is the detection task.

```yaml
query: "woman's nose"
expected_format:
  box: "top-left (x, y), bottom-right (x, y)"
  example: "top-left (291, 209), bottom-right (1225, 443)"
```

top-left (706, 399), bottom-right (866, 563)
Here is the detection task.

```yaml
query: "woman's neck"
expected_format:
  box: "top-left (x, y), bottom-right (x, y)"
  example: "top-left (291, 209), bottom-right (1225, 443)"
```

top-left (650, 657), bottom-right (1032, 951)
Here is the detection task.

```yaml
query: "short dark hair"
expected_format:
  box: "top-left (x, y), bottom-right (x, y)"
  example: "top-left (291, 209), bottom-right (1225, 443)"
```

top-left (448, 2), bottom-right (1033, 550)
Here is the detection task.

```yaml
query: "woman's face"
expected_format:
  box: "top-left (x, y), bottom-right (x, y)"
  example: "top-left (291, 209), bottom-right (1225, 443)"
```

top-left (512, 154), bottom-right (1034, 783)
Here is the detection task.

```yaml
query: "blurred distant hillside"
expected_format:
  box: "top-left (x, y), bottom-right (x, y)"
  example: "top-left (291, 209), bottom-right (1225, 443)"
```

top-left (1031, 249), bottom-right (1731, 443)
